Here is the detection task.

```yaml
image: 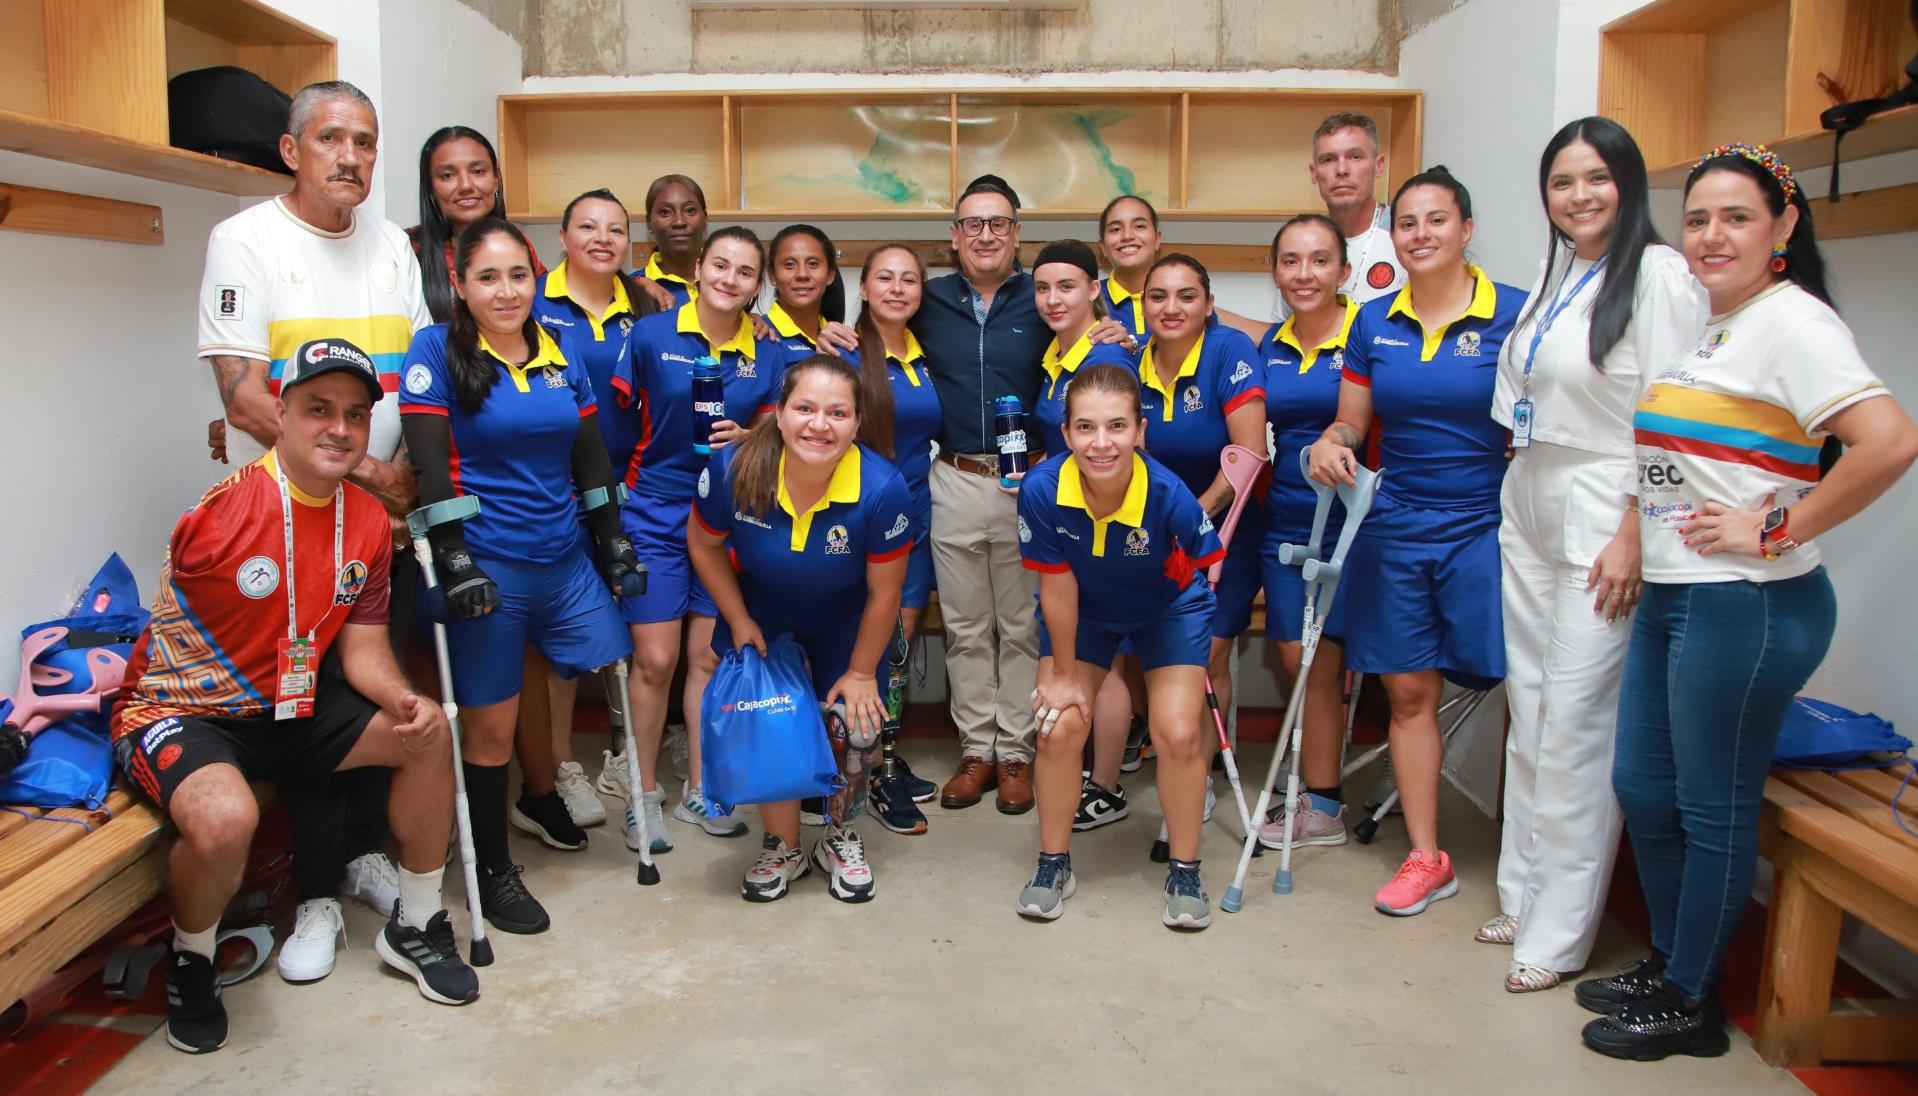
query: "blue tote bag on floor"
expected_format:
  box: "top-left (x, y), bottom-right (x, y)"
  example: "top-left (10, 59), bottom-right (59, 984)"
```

top-left (1773, 696), bottom-right (1910, 772)
top-left (699, 635), bottom-right (836, 815)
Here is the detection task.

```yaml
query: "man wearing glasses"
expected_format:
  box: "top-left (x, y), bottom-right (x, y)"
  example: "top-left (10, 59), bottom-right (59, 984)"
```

top-left (912, 175), bottom-right (1132, 815)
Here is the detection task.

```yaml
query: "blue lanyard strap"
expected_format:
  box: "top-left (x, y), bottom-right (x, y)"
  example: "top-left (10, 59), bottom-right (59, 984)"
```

top-left (1521, 256), bottom-right (1608, 389)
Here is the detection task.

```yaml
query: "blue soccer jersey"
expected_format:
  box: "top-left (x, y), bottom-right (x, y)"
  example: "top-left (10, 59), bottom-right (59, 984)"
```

top-left (1101, 277), bottom-right (1148, 341)
top-left (1263, 298), bottom-right (1359, 526)
top-left (848, 331), bottom-right (942, 536)
top-left (1340, 266), bottom-right (1523, 512)
top-left (692, 443), bottom-right (914, 619)
top-left (1136, 326), bottom-right (1266, 496)
top-left (763, 300), bottom-right (833, 376)
top-left (636, 252), bottom-right (696, 307)
top-left (1034, 330), bottom-right (1139, 458)
top-left (533, 262), bottom-right (643, 472)
top-left (399, 323), bottom-right (596, 564)
top-left (1018, 451), bottom-right (1223, 626)
top-left (611, 302), bottom-right (784, 502)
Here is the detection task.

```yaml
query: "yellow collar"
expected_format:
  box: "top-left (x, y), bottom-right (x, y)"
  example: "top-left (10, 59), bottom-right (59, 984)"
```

top-left (1041, 328), bottom-right (1098, 396)
top-left (1387, 265), bottom-right (1499, 361)
top-left (767, 301), bottom-right (825, 346)
top-left (777, 447), bottom-right (862, 551)
top-left (1057, 451), bottom-right (1149, 557)
top-left (675, 301), bottom-right (757, 361)
top-left (479, 326), bottom-right (567, 394)
top-left (644, 252), bottom-right (698, 297)
top-left (1274, 297), bottom-right (1359, 374)
top-left (544, 260), bottom-right (634, 342)
top-left (262, 450), bottom-right (336, 507)
top-left (889, 329), bottom-right (926, 387)
top-left (1105, 277), bottom-right (1144, 331)
top-left (1138, 334), bottom-right (1205, 422)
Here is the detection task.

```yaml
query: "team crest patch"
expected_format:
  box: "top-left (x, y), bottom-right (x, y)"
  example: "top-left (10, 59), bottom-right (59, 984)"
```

top-left (405, 364), bottom-right (433, 395)
top-left (618, 317), bottom-right (634, 336)
top-left (1182, 386), bottom-right (1204, 413)
top-left (215, 285), bottom-right (244, 320)
top-left (1124, 528), bottom-right (1151, 556)
top-left (1229, 360), bottom-right (1254, 384)
top-left (887, 513), bottom-right (910, 539)
top-left (335, 559), bottom-right (369, 605)
top-left (1018, 516), bottom-right (1032, 543)
top-left (544, 369), bottom-right (569, 389)
top-left (735, 358), bottom-right (758, 379)
top-left (156, 743), bottom-right (184, 771)
top-left (1330, 349), bottom-right (1345, 372)
top-left (237, 556), bottom-right (280, 599)
top-left (1696, 329), bottom-right (1731, 358)
top-left (1199, 513), bottom-right (1215, 536)
top-left (698, 468), bottom-right (711, 498)
top-left (1366, 261), bottom-right (1396, 290)
top-left (825, 524), bottom-right (850, 554)
top-left (1454, 331), bottom-right (1482, 357)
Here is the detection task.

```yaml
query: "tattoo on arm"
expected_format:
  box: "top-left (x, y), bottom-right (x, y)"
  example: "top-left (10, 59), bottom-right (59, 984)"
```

top-left (1329, 423), bottom-right (1363, 450)
top-left (210, 357), bottom-right (264, 411)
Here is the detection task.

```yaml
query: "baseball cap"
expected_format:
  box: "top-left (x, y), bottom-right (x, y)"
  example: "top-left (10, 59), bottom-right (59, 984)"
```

top-left (283, 337), bottom-right (383, 403)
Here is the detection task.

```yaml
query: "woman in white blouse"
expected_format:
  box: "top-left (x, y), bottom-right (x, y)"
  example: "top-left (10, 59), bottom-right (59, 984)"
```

top-left (1485, 117), bottom-right (1708, 993)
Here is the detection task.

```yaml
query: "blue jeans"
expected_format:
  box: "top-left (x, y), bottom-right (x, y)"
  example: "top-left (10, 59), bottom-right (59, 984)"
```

top-left (1612, 568), bottom-right (1836, 1000)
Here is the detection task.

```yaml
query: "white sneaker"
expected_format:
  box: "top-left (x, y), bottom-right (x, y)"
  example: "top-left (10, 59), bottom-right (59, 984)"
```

top-left (621, 787), bottom-right (673, 853)
top-left (277, 897), bottom-right (344, 983)
top-left (555, 760), bottom-right (607, 827)
top-left (341, 852), bottom-right (401, 917)
top-left (665, 723), bottom-right (691, 782)
top-left (675, 785), bottom-right (748, 837)
top-left (812, 826), bottom-right (875, 903)
top-left (597, 749), bottom-right (632, 803)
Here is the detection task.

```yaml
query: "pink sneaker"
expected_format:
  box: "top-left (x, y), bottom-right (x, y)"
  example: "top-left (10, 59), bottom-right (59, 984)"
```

top-left (1256, 799), bottom-right (1348, 850)
top-left (1374, 849), bottom-right (1458, 916)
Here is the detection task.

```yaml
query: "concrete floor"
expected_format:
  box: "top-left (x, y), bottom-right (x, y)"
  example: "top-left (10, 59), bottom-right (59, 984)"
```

top-left (96, 740), bottom-right (1808, 1095)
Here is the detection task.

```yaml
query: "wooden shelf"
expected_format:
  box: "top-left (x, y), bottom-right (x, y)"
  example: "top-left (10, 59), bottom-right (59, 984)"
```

top-left (0, 0), bottom-right (332, 196)
top-left (500, 87), bottom-right (1422, 224)
top-left (1648, 103), bottom-right (1918, 187)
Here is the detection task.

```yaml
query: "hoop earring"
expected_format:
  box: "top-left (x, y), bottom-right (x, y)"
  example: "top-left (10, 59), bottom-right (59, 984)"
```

top-left (1770, 243), bottom-right (1789, 274)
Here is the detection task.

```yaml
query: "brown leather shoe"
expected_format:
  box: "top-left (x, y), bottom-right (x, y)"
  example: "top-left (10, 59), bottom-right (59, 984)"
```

top-left (995, 758), bottom-right (1035, 815)
top-left (940, 755), bottom-right (998, 809)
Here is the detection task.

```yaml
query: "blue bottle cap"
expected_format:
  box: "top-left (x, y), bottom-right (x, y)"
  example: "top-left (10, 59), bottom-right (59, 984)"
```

top-left (994, 395), bottom-right (1023, 414)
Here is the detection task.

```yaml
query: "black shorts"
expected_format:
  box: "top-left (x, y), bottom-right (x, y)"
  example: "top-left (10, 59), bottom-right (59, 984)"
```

top-left (117, 657), bottom-right (379, 812)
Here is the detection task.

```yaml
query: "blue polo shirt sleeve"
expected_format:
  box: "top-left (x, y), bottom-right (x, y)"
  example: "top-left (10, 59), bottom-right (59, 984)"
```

top-left (398, 324), bottom-right (454, 416)
top-left (748, 335), bottom-right (788, 418)
top-left (864, 461), bottom-right (914, 563)
top-left (1212, 328), bottom-right (1266, 415)
top-left (691, 450), bottom-right (734, 539)
top-left (610, 326), bottom-right (646, 410)
top-left (560, 334), bottom-right (598, 417)
top-left (1341, 305), bottom-right (1377, 388)
top-left (1016, 468), bottom-right (1069, 574)
top-left (1168, 483), bottom-right (1225, 585)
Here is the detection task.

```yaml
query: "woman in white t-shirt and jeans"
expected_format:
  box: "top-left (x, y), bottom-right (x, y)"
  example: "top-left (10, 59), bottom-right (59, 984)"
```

top-left (1576, 143), bottom-right (1918, 1062)
top-left (1487, 117), bottom-right (1708, 994)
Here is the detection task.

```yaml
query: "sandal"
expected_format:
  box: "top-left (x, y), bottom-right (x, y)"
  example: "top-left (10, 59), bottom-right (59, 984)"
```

top-left (1475, 913), bottom-right (1518, 944)
top-left (1506, 962), bottom-right (1561, 993)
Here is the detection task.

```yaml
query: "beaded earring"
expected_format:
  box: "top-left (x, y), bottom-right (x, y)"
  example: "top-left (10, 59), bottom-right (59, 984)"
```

top-left (1770, 243), bottom-right (1789, 274)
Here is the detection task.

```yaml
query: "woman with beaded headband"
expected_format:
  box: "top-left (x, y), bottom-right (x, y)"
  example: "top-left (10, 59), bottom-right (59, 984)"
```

top-left (1575, 142), bottom-right (1918, 1061)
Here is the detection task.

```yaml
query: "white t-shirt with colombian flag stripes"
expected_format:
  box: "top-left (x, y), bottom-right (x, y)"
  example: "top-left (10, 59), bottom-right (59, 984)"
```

top-left (1634, 282), bottom-right (1887, 584)
top-left (198, 196), bottom-right (431, 467)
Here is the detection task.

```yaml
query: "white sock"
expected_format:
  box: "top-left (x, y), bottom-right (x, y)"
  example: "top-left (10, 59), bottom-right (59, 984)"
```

top-left (397, 866), bottom-right (445, 930)
top-left (173, 920), bottom-right (218, 960)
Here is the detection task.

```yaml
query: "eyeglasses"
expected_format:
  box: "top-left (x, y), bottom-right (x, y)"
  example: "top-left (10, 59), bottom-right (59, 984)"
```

top-left (954, 215), bottom-right (1017, 237)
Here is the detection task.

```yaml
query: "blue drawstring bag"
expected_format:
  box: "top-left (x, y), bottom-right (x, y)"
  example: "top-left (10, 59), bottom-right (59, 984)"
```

top-left (699, 635), bottom-right (836, 814)
top-left (1774, 696), bottom-right (1911, 772)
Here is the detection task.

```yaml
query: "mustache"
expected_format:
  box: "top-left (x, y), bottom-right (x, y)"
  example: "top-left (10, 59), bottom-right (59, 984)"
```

top-left (328, 171), bottom-right (363, 185)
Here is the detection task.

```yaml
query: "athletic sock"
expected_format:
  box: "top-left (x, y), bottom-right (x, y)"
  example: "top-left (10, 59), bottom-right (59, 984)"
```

top-left (1169, 857), bottom-right (1201, 871)
top-left (1038, 850), bottom-right (1071, 869)
top-left (173, 920), bottom-right (218, 961)
top-left (1306, 785), bottom-right (1343, 813)
top-left (463, 761), bottom-right (511, 872)
top-left (396, 866), bottom-right (445, 930)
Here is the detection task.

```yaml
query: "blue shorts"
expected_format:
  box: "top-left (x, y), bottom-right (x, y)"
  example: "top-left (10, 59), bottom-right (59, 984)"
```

top-left (1037, 584), bottom-right (1214, 672)
top-left (439, 547), bottom-right (634, 707)
top-left (620, 495), bottom-right (715, 623)
top-left (713, 611), bottom-right (880, 699)
top-left (1339, 497), bottom-right (1504, 688)
top-left (1260, 518), bottom-right (1350, 643)
top-left (901, 535), bottom-right (934, 610)
top-left (1210, 512), bottom-right (1265, 641)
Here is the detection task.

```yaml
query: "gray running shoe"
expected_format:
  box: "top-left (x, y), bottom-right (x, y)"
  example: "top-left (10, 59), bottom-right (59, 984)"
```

top-left (1016, 853), bottom-right (1075, 920)
top-left (1163, 861), bottom-right (1211, 930)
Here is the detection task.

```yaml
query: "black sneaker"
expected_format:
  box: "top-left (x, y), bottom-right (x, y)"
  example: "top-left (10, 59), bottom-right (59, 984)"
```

top-left (1574, 954), bottom-right (1667, 1015)
top-left (1072, 777), bottom-right (1129, 831)
top-left (1581, 984), bottom-right (1730, 1061)
top-left (510, 790), bottom-right (588, 851)
top-left (888, 754), bottom-right (938, 803)
top-left (477, 863), bottom-right (550, 934)
top-left (1120, 718), bottom-right (1149, 773)
top-left (800, 796), bottom-right (827, 826)
top-left (869, 773), bottom-right (929, 834)
top-left (376, 907), bottom-right (480, 1005)
top-left (164, 949), bottom-right (227, 1054)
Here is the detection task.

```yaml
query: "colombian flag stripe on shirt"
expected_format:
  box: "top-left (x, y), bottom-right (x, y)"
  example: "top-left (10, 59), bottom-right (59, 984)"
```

top-left (267, 314), bottom-right (415, 395)
top-left (1633, 383), bottom-right (1821, 481)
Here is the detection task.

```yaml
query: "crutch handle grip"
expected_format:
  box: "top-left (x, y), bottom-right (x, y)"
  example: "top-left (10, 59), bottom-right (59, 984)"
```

top-left (1277, 543), bottom-right (1320, 567)
top-left (406, 495), bottom-right (482, 539)
top-left (1301, 560), bottom-right (1339, 584)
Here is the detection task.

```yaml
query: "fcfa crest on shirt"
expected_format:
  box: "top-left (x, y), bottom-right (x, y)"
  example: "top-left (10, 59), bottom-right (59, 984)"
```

top-left (1181, 386), bottom-right (1204, 413)
top-left (335, 560), bottom-right (369, 605)
top-left (1696, 329), bottom-right (1731, 359)
top-left (1125, 528), bottom-right (1151, 556)
top-left (825, 524), bottom-right (851, 554)
top-left (1453, 331), bottom-right (1482, 357)
top-left (544, 369), bottom-right (569, 389)
top-left (735, 356), bottom-right (758, 379)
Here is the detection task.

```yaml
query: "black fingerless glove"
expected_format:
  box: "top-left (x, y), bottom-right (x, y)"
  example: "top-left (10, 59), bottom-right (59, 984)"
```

top-left (596, 532), bottom-right (647, 598)
top-left (434, 540), bottom-right (499, 618)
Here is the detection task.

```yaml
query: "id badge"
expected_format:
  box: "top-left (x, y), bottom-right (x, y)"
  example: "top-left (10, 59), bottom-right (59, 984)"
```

top-left (1511, 398), bottom-right (1535, 449)
top-left (275, 637), bottom-right (316, 720)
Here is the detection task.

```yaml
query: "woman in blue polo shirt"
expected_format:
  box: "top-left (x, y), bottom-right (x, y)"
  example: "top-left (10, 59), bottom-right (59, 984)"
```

top-left (400, 217), bottom-right (639, 936)
top-left (1255, 213), bottom-right (1362, 853)
top-left (1308, 167), bottom-right (1524, 918)
top-left (1098, 196), bottom-right (1162, 342)
top-left (764, 224), bottom-right (846, 365)
top-left (690, 354), bottom-right (913, 903)
top-left (1016, 364), bottom-right (1224, 930)
top-left (610, 227), bottom-right (785, 851)
top-left (634, 174), bottom-right (709, 307)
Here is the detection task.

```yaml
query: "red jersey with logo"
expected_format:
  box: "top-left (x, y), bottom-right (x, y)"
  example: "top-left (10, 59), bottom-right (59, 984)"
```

top-left (111, 453), bottom-right (391, 740)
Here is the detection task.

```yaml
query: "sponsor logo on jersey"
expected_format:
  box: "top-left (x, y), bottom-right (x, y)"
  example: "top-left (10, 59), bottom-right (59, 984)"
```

top-left (1199, 513), bottom-right (1215, 536)
top-left (237, 556), bottom-right (280, 599)
top-left (141, 718), bottom-right (183, 752)
top-left (661, 352), bottom-right (695, 366)
top-left (1229, 360), bottom-right (1254, 384)
top-left (1018, 516), bottom-right (1032, 543)
top-left (733, 511), bottom-right (772, 530)
top-left (887, 513), bottom-right (909, 539)
top-left (335, 560), bottom-right (369, 605)
top-left (1125, 528), bottom-right (1151, 556)
top-left (216, 285), bottom-right (244, 320)
top-left (1454, 331), bottom-right (1482, 357)
top-left (405, 364), bottom-right (433, 395)
top-left (825, 524), bottom-right (851, 554)
top-left (698, 468), bottom-right (711, 498)
top-left (1373, 336), bottom-right (1410, 347)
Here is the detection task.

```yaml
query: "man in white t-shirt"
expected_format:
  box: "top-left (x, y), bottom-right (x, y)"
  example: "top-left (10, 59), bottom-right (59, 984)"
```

top-left (195, 80), bottom-right (431, 984)
top-left (1307, 111), bottom-right (1406, 306)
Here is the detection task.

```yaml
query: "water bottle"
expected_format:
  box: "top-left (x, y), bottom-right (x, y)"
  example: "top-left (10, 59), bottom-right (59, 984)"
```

top-left (994, 395), bottom-right (1029, 487)
top-left (691, 355), bottom-right (725, 456)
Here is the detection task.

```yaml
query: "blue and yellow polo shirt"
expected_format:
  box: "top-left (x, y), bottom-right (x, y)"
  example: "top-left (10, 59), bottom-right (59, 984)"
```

top-left (763, 299), bottom-right (833, 375)
top-left (1263, 297), bottom-right (1359, 526)
top-left (1017, 450), bottom-right (1224, 626)
top-left (1034, 328), bottom-right (1139, 458)
top-left (1135, 326), bottom-right (1266, 497)
top-left (1341, 265), bottom-right (1523, 512)
top-left (692, 442), bottom-right (913, 619)
top-left (399, 323), bottom-right (595, 564)
top-left (612, 302), bottom-right (784, 502)
top-left (1101, 276), bottom-right (1147, 341)
top-left (636, 251), bottom-right (696, 307)
top-left (847, 330), bottom-right (942, 533)
top-left (534, 261), bottom-right (642, 471)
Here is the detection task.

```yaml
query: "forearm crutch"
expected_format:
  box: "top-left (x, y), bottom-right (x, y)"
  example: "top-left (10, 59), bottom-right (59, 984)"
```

top-left (607, 657), bottom-right (661, 884)
top-left (1350, 686), bottom-right (1489, 845)
top-left (407, 496), bottom-right (494, 967)
top-left (1222, 449), bottom-right (1382, 913)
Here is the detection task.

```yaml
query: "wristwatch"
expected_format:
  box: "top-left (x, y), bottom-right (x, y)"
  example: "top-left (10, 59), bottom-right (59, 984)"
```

top-left (1760, 506), bottom-right (1799, 560)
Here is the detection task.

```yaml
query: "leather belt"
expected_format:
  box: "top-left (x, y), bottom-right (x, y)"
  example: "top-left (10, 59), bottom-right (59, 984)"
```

top-left (937, 450), bottom-right (1001, 478)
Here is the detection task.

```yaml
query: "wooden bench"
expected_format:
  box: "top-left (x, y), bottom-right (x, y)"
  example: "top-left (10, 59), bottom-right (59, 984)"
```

top-left (1755, 764), bottom-right (1918, 1066)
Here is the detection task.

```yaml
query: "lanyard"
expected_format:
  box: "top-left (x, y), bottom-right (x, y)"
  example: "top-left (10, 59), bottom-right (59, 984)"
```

top-left (274, 458), bottom-right (344, 643)
top-left (1521, 255), bottom-right (1608, 395)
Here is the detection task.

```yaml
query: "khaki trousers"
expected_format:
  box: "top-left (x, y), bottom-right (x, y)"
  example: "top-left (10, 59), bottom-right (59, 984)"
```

top-left (929, 456), bottom-right (1038, 764)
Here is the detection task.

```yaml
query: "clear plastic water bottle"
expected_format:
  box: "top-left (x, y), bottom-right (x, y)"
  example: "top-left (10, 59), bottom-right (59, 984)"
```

top-left (994, 395), bottom-right (1029, 488)
top-left (691, 355), bottom-right (725, 456)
